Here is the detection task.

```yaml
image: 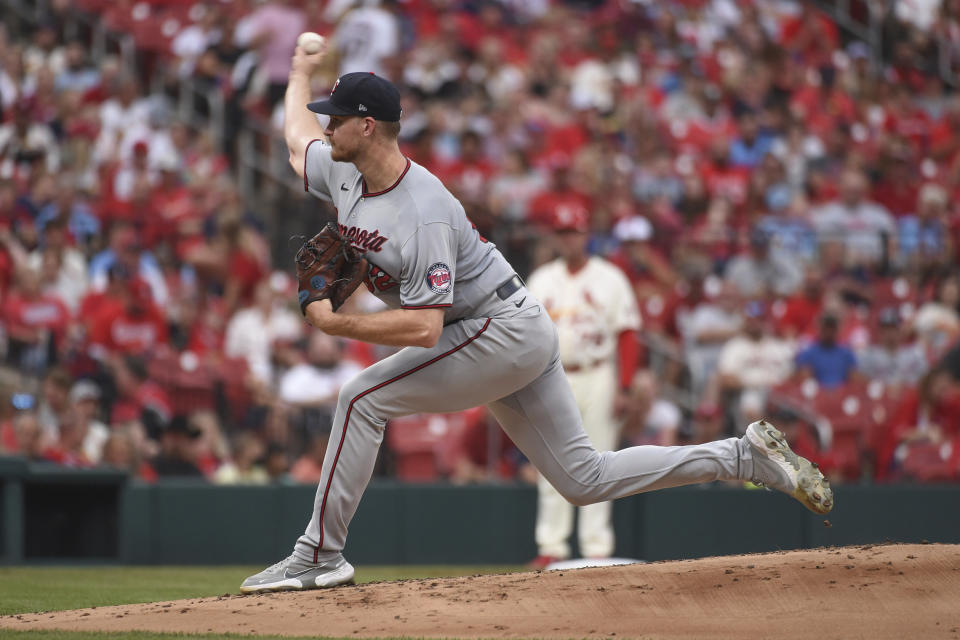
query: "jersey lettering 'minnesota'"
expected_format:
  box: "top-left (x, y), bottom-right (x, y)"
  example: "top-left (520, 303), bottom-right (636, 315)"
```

top-left (304, 139), bottom-right (513, 314)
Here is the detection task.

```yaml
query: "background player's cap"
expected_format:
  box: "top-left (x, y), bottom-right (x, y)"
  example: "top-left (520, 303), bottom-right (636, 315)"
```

top-left (552, 205), bottom-right (590, 233)
top-left (307, 72), bottom-right (402, 122)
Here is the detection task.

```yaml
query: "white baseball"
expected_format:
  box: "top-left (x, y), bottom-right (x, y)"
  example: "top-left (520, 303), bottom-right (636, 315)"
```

top-left (297, 32), bottom-right (326, 55)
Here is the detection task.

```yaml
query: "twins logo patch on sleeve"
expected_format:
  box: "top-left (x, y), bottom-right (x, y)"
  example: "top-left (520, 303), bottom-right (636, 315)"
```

top-left (426, 262), bottom-right (452, 294)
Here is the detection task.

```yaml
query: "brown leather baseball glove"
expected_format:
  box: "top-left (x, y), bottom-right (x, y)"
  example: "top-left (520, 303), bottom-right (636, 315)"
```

top-left (295, 222), bottom-right (368, 314)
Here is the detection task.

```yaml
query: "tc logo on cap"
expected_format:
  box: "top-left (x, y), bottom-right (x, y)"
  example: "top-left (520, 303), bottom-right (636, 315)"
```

top-left (331, 78), bottom-right (340, 95)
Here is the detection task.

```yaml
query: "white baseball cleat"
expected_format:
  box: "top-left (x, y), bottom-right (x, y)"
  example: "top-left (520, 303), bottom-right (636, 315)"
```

top-left (240, 553), bottom-right (355, 593)
top-left (744, 419), bottom-right (834, 515)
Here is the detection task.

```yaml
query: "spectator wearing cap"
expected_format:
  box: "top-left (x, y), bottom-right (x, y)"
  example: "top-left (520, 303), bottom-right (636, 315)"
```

top-left (111, 139), bottom-right (157, 203)
top-left (810, 169), bottom-right (896, 268)
top-left (723, 226), bottom-right (803, 298)
top-left (43, 381), bottom-right (106, 468)
top-left (67, 380), bottom-right (110, 464)
top-left (858, 308), bottom-right (928, 388)
top-left (714, 300), bottom-right (794, 399)
top-left (609, 215), bottom-right (678, 295)
top-left (794, 313), bottom-right (858, 390)
top-left (153, 414), bottom-right (206, 479)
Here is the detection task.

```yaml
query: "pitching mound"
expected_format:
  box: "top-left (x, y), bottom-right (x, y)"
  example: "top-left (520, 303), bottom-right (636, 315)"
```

top-left (4, 543), bottom-right (959, 639)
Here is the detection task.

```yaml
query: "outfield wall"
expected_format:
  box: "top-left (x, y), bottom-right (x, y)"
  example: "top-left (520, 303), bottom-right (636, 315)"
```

top-left (1, 460), bottom-right (957, 565)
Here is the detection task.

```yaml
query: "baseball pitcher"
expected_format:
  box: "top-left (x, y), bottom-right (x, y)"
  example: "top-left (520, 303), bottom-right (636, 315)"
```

top-left (240, 41), bottom-right (834, 593)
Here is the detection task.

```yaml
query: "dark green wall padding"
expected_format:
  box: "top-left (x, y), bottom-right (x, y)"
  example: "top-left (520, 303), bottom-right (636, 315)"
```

top-left (1, 459), bottom-right (958, 565)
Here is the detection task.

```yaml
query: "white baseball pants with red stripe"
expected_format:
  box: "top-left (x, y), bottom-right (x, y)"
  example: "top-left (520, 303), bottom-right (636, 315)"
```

top-left (294, 295), bottom-right (753, 562)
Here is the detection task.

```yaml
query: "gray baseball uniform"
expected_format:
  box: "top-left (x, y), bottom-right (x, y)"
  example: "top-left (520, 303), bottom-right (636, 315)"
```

top-left (293, 140), bottom-right (757, 563)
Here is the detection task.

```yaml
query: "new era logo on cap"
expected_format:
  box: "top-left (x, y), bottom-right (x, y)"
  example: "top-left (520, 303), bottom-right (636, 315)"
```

top-left (307, 72), bottom-right (401, 122)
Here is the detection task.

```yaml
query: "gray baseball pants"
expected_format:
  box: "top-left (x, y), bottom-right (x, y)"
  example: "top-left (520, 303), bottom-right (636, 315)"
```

top-left (294, 291), bottom-right (755, 561)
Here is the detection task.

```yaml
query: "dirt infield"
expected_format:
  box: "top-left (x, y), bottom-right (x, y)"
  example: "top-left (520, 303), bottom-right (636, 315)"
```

top-left (3, 543), bottom-right (959, 639)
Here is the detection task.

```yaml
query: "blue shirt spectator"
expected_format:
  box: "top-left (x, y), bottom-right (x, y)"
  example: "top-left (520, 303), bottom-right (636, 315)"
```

top-left (795, 315), bottom-right (857, 389)
top-left (728, 112), bottom-right (775, 169)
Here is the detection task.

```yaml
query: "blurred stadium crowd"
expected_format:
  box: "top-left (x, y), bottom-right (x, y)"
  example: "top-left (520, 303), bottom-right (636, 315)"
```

top-left (1, 0), bottom-right (960, 485)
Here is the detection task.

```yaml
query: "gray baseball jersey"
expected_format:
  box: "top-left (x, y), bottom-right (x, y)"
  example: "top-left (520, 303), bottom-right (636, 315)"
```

top-left (293, 139), bottom-right (755, 563)
top-left (304, 140), bottom-right (514, 318)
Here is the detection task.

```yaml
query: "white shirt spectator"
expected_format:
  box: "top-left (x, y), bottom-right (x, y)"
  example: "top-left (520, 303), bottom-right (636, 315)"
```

top-left (717, 334), bottom-right (794, 390)
top-left (171, 24), bottom-right (221, 78)
top-left (29, 247), bottom-right (89, 313)
top-left (811, 199), bottom-right (896, 265)
top-left (0, 121), bottom-right (60, 177)
top-left (335, 6), bottom-right (400, 79)
top-left (857, 343), bottom-right (928, 387)
top-left (279, 360), bottom-right (363, 406)
top-left (224, 305), bottom-right (303, 385)
top-left (681, 301), bottom-right (743, 394)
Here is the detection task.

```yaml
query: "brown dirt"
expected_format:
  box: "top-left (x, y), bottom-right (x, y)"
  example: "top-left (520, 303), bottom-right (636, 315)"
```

top-left (3, 543), bottom-right (959, 639)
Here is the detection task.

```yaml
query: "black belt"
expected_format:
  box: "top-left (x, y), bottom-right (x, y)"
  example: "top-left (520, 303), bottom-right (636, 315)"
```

top-left (496, 274), bottom-right (524, 300)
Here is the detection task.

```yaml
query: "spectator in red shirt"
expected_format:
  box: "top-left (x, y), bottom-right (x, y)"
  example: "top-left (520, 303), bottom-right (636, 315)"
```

top-left (878, 367), bottom-right (960, 480)
top-left (2, 266), bottom-right (70, 375)
top-left (88, 278), bottom-right (168, 359)
top-left (780, 1), bottom-right (839, 66)
top-left (436, 130), bottom-right (495, 206)
top-left (528, 159), bottom-right (592, 228)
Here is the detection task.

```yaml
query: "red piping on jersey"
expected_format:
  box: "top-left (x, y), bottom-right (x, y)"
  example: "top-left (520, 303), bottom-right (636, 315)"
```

top-left (401, 304), bottom-right (453, 310)
top-left (303, 138), bottom-right (324, 192)
top-left (314, 317), bottom-right (492, 559)
top-left (361, 157), bottom-right (411, 197)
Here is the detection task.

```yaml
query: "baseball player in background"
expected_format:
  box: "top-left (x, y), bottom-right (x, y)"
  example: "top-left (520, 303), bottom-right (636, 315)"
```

top-left (526, 207), bottom-right (640, 566)
top-left (240, 40), bottom-right (834, 593)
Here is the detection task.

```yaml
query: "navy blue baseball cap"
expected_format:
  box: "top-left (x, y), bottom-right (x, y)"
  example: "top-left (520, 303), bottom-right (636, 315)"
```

top-left (307, 72), bottom-right (402, 122)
